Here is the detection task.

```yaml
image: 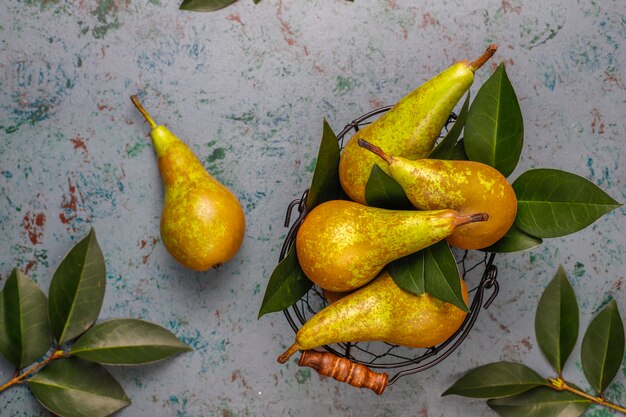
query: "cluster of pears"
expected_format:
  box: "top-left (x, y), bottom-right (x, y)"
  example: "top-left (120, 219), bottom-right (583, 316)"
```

top-left (131, 96), bottom-right (245, 271)
top-left (279, 44), bottom-right (518, 364)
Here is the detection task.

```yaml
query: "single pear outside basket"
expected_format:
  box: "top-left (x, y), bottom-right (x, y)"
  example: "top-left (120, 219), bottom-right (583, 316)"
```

top-left (277, 106), bottom-right (500, 394)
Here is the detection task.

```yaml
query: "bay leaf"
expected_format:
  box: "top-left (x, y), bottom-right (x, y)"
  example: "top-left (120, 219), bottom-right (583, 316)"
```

top-left (581, 300), bottom-right (625, 394)
top-left (71, 319), bottom-right (192, 365)
top-left (258, 245), bottom-right (312, 318)
top-left (464, 63), bottom-right (523, 177)
top-left (49, 228), bottom-right (106, 345)
top-left (535, 266), bottom-right (579, 375)
top-left (29, 358), bottom-right (130, 417)
top-left (0, 269), bottom-right (51, 368)
top-left (443, 362), bottom-right (546, 398)
top-left (513, 168), bottom-right (621, 238)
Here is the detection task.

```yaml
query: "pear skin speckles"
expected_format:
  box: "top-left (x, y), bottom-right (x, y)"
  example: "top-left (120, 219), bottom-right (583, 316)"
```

top-left (387, 157), bottom-right (517, 249)
top-left (356, 139), bottom-right (516, 250)
top-left (338, 46), bottom-right (498, 204)
top-left (295, 200), bottom-right (483, 292)
top-left (294, 271), bottom-right (468, 350)
top-left (339, 63), bottom-right (476, 204)
top-left (131, 95), bottom-right (246, 271)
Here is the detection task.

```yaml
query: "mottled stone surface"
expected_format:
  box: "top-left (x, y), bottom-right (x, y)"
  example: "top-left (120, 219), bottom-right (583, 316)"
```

top-left (1, 1), bottom-right (624, 416)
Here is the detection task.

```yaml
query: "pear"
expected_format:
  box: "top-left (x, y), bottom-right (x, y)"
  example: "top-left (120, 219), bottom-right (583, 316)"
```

top-left (358, 139), bottom-right (517, 249)
top-left (278, 270), bottom-right (469, 363)
top-left (131, 96), bottom-right (245, 271)
top-left (339, 45), bottom-right (497, 204)
top-left (296, 200), bottom-right (487, 292)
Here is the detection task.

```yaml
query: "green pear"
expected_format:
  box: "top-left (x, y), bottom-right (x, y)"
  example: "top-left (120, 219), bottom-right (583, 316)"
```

top-left (296, 200), bottom-right (487, 292)
top-left (339, 45), bottom-right (498, 204)
top-left (358, 139), bottom-right (517, 249)
top-left (131, 96), bottom-right (245, 271)
top-left (277, 270), bottom-right (469, 363)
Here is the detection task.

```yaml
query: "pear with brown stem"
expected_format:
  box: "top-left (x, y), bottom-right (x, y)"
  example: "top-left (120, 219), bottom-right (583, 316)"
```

top-left (278, 270), bottom-right (469, 364)
top-left (131, 95), bottom-right (245, 271)
top-left (339, 45), bottom-right (498, 204)
top-left (296, 199), bottom-right (487, 292)
top-left (357, 139), bottom-right (517, 249)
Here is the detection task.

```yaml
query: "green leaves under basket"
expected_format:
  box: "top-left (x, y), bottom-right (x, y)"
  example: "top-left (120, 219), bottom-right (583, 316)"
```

top-left (388, 241), bottom-right (469, 312)
top-left (258, 120), bottom-right (339, 318)
top-left (513, 168), bottom-right (622, 238)
top-left (258, 245), bottom-right (312, 319)
top-left (464, 63), bottom-right (524, 178)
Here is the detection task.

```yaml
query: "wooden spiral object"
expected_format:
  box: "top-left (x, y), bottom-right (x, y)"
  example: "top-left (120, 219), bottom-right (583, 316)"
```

top-left (299, 350), bottom-right (389, 395)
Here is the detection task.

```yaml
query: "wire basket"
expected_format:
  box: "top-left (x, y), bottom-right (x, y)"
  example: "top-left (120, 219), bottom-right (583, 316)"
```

top-left (278, 106), bottom-right (500, 392)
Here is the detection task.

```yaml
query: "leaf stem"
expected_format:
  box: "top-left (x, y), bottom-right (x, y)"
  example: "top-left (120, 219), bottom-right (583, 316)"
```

top-left (548, 377), bottom-right (626, 414)
top-left (0, 349), bottom-right (67, 393)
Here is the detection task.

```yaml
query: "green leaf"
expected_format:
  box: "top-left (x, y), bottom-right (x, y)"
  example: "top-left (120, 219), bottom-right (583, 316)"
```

top-left (513, 168), bottom-right (622, 238)
top-left (70, 319), bottom-right (192, 365)
top-left (0, 269), bottom-right (51, 368)
top-left (258, 245), bottom-right (313, 319)
top-left (49, 228), bottom-right (106, 345)
top-left (535, 266), bottom-right (579, 375)
top-left (487, 386), bottom-right (591, 417)
top-left (429, 93), bottom-right (470, 160)
top-left (305, 120), bottom-right (342, 210)
top-left (389, 241), bottom-right (468, 312)
top-left (464, 63), bottom-right (523, 177)
top-left (442, 362), bottom-right (546, 398)
top-left (581, 300), bottom-right (625, 393)
top-left (482, 224), bottom-right (542, 253)
top-left (180, 0), bottom-right (237, 11)
top-left (28, 357), bottom-right (130, 417)
top-left (388, 252), bottom-right (425, 295)
top-left (364, 165), bottom-right (413, 210)
top-left (0, 289), bottom-right (9, 364)
top-left (451, 139), bottom-right (469, 160)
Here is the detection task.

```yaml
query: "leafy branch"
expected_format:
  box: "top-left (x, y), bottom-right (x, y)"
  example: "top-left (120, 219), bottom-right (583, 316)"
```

top-left (0, 349), bottom-right (68, 392)
top-left (548, 377), bottom-right (626, 414)
top-left (0, 228), bottom-right (192, 417)
top-left (443, 266), bottom-right (625, 416)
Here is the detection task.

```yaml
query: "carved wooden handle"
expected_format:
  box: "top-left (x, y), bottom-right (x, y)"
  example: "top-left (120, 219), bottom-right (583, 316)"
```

top-left (299, 350), bottom-right (388, 395)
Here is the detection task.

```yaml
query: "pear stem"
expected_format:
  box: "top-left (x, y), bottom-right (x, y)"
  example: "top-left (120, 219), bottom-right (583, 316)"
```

top-left (469, 44), bottom-right (498, 72)
top-left (130, 95), bottom-right (157, 129)
top-left (357, 139), bottom-right (392, 164)
top-left (277, 343), bottom-right (301, 364)
top-left (461, 212), bottom-right (489, 225)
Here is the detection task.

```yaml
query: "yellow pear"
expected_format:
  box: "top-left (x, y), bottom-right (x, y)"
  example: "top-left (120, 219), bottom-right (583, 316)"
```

top-left (357, 139), bottom-right (517, 249)
top-left (339, 45), bottom-right (497, 204)
top-left (295, 200), bottom-right (487, 292)
top-left (131, 96), bottom-right (245, 271)
top-left (278, 270), bottom-right (469, 363)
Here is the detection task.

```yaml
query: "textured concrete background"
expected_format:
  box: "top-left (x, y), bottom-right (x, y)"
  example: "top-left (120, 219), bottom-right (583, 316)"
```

top-left (1, 1), bottom-right (624, 416)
